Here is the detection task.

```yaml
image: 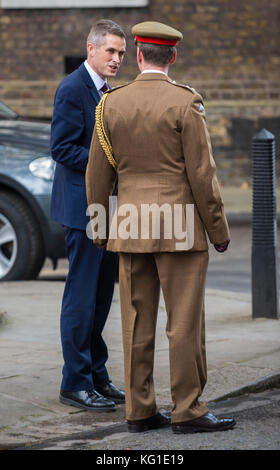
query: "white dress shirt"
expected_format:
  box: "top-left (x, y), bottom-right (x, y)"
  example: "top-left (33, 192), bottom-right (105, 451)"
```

top-left (141, 69), bottom-right (167, 76)
top-left (84, 60), bottom-right (108, 96)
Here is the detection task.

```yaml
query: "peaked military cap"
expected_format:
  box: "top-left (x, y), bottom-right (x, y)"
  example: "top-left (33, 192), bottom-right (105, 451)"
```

top-left (131, 21), bottom-right (183, 46)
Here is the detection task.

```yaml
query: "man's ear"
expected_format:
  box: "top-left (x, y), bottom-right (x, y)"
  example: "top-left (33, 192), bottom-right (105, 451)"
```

top-left (87, 42), bottom-right (96, 58)
top-left (137, 47), bottom-right (143, 65)
top-left (169, 50), bottom-right (177, 65)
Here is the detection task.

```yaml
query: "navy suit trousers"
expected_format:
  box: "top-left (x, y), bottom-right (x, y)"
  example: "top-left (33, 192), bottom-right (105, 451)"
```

top-left (60, 227), bottom-right (118, 392)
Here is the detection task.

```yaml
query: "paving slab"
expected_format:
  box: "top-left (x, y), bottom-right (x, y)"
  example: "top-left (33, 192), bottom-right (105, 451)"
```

top-left (0, 278), bottom-right (279, 449)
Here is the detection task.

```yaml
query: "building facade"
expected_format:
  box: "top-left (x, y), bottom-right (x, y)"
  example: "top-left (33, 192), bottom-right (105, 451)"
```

top-left (0, 0), bottom-right (279, 185)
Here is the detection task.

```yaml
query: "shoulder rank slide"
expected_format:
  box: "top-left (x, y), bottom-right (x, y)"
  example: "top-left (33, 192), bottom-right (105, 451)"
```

top-left (171, 81), bottom-right (196, 94)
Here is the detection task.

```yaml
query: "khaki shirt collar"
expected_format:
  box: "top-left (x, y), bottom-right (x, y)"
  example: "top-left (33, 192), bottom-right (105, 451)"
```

top-left (135, 72), bottom-right (170, 82)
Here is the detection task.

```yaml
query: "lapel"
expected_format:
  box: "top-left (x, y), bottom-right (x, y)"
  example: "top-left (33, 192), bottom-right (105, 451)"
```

top-left (78, 63), bottom-right (100, 106)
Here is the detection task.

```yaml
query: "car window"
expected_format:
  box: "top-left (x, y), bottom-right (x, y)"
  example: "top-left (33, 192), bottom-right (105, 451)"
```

top-left (0, 101), bottom-right (18, 120)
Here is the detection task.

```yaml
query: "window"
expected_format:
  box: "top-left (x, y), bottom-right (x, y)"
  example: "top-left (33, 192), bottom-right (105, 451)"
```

top-left (64, 56), bottom-right (86, 75)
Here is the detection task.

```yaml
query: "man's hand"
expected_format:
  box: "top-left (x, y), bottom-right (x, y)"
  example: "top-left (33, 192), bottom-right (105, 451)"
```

top-left (214, 240), bottom-right (230, 253)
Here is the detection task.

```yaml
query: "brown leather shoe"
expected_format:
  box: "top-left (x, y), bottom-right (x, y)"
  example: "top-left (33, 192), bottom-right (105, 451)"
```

top-left (127, 412), bottom-right (171, 433)
top-left (172, 411), bottom-right (236, 434)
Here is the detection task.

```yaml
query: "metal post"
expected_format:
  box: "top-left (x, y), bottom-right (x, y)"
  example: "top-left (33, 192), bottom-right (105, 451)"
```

top-left (251, 129), bottom-right (279, 319)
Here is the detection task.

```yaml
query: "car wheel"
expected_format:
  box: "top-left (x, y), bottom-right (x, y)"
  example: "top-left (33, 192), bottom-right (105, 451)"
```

top-left (0, 191), bottom-right (45, 281)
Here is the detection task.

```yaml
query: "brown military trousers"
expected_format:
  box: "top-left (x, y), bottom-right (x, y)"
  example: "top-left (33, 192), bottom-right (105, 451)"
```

top-left (119, 250), bottom-right (209, 423)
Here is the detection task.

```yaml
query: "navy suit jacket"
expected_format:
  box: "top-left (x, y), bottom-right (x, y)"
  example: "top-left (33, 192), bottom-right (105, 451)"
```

top-left (50, 63), bottom-right (101, 230)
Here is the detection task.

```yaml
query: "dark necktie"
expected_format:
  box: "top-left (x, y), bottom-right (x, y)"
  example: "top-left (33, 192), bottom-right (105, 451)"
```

top-left (100, 83), bottom-right (109, 94)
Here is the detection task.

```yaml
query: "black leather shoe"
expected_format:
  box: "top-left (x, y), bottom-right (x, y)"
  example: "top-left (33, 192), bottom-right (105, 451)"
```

top-left (172, 411), bottom-right (236, 434)
top-left (59, 389), bottom-right (116, 411)
top-left (127, 412), bottom-right (171, 433)
top-left (95, 380), bottom-right (125, 404)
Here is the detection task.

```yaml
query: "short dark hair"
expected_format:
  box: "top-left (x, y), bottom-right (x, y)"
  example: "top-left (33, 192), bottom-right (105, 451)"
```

top-left (87, 19), bottom-right (126, 47)
top-left (137, 42), bottom-right (176, 66)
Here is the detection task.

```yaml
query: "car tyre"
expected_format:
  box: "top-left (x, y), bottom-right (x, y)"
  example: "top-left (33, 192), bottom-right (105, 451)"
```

top-left (0, 191), bottom-right (45, 281)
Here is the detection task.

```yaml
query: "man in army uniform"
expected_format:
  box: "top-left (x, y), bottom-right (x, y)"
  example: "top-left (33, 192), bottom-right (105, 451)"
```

top-left (86, 21), bottom-right (236, 434)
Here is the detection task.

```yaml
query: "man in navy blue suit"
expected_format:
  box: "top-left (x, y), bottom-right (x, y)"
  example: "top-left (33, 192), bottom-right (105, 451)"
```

top-left (50, 20), bottom-right (126, 411)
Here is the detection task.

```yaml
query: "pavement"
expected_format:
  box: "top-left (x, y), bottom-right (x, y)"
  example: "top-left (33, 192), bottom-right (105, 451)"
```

top-left (0, 186), bottom-right (280, 451)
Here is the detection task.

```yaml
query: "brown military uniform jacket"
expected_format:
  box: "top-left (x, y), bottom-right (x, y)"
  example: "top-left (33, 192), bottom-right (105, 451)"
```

top-left (86, 73), bottom-right (230, 252)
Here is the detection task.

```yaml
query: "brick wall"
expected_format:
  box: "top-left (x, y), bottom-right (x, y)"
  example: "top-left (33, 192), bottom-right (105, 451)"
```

top-left (0, 0), bottom-right (279, 185)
